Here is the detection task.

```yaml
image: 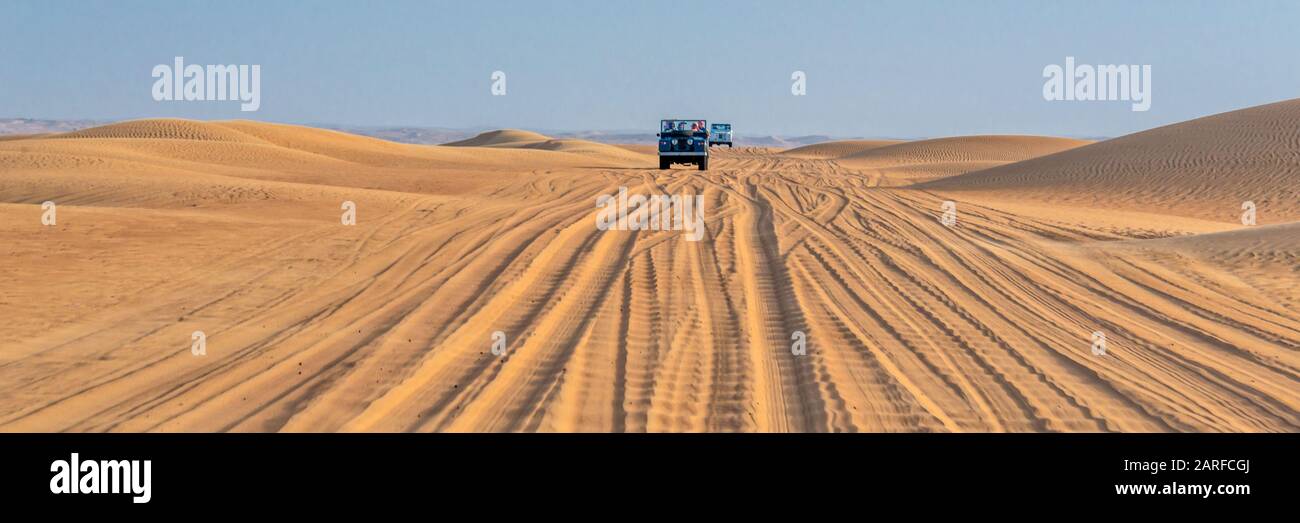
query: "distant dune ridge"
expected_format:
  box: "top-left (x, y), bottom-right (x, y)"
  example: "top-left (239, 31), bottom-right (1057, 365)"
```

top-left (782, 135), bottom-right (1090, 185)
top-left (443, 129), bottom-right (552, 147)
top-left (781, 139), bottom-right (905, 159)
top-left (0, 119), bottom-right (651, 213)
top-left (837, 135), bottom-right (1091, 166)
top-left (0, 101), bottom-right (1297, 433)
top-left (443, 129), bottom-right (651, 163)
top-left (7, 118), bottom-right (650, 170)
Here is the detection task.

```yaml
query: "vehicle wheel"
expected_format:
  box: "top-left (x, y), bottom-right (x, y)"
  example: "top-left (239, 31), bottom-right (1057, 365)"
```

top-left (728, 143), bottom-right (733, 148)
top-left (659, 157), bottom-right (670, 170)
top-left (698, 157), bottom-right (709, 171)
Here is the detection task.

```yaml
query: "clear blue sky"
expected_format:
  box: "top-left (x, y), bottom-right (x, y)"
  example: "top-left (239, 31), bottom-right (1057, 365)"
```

top-left (2, 0), bottom-right (1296, 137)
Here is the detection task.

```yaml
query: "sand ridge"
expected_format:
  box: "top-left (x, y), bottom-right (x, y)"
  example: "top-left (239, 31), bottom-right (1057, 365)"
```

top-left (781, 139), bottom-right (905, 159)
top-left (784, 135), bottom-right (1091, 186)
top-left (920, 99), bottom-right (1300, 223)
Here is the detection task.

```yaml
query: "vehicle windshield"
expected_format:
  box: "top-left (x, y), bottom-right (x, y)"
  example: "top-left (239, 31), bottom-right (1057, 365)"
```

top-left (662, 120), bottom-right (708, 136)
top-left (711, 124), bottom-right (731, 131)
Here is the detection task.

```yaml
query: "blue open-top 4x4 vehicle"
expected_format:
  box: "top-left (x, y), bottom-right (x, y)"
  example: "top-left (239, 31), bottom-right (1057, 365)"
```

top-left (657, 119), bottom-right (709, 170)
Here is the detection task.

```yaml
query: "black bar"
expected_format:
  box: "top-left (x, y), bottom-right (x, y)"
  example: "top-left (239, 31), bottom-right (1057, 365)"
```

top-left (2, 433), bottom-right (1290, 513)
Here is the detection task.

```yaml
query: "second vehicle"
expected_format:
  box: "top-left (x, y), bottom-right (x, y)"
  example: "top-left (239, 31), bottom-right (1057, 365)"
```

top-left (708, 123), bottom-right (733, 148)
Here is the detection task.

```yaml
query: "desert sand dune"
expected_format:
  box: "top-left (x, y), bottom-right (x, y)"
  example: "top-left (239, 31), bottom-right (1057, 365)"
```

top-left (0, 111), bottom-right (1296, 433)
top-left (838, 135), bottom-right (1090, 165)
top-left (788, 135), bottom-right (1089, 186)
top-left (1104, 223), bottom-right (1300, 312)
top-left (445, 129), bottom-right (652, 164)
top-left (920, 99), bottom-right (1300, 223)
top-left (0, 134), bottom-right (49, 142)
top-left (781, 139), bottom-right (904, 159)
top-left (55, 118), bottom-right (272, 143)
top-left (443, 129), bottom-right (552, 147)
top-left (613, 144), bottom-right (658, 155)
